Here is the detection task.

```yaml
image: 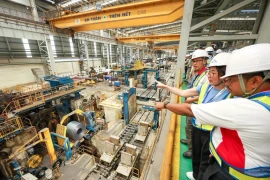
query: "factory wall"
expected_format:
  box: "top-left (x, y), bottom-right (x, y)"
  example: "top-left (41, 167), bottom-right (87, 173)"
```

top-left (0, 59), bottom-right (102, 89)
top-left (0, 64), bottom-right (42, 88)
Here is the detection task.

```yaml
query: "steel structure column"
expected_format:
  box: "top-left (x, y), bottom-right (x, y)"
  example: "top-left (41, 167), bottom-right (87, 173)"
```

top-left (84, 41), bottom-right (90, 71)
top-left (119, 45), bottom-right (123, 65)
top-left (106, 44), bottom-right (110, 68)
top-left (29, 0), bottom-right (39, 21)
top-left (130, 47), bottom-right (132, 62)
top-left (175, 0), bottom-right (194, 85)
top-left (45, 36), bottom-right (56, 75)
top-left (256, 0), bottom-right (270, 43)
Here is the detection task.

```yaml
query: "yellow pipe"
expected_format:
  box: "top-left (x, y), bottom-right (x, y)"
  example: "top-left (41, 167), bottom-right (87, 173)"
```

top-left (160, 69), bottom-right (181, 180)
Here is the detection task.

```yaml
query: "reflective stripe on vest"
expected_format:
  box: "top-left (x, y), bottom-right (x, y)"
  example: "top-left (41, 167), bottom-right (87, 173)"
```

top-left (210, 91), bottom-right (270, 179)
top-left (193, 70), bottom-right (208, 87)
top-left (193, 84), bottom-right (231, 131)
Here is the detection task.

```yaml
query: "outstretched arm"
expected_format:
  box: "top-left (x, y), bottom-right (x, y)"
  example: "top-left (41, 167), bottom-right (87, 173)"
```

top-left (156, 80), bottom-right (198, 97)
top-left (155, 102), bottom-right (194, 117)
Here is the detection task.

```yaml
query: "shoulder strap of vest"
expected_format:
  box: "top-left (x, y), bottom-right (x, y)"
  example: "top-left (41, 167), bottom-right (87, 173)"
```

top-left (198, 84), bottom-right (210, 104)
top-left (249, 91), bottom-right (270, 111)
top-left (193, 70), bottom-right (208, 87)
top-left (251, 96), bottom-right (270, 112)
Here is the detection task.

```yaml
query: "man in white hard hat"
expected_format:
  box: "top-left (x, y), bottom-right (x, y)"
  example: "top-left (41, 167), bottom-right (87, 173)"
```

top-left (205, 46), bottom-right (215, 65)
top-left (155, 44), bottom-right (270, 179)
top-left (216, 49), bottom-right (223, 54)
top-left (181, 49), bottom-right (209, 158)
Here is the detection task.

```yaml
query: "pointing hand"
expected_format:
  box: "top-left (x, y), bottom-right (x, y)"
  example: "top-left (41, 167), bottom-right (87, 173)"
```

top-left (155, 80), bottom-right (166, 89)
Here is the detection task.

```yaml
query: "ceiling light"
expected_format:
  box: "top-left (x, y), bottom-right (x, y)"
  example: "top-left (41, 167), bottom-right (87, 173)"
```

top-left (45, 0), bottom-right (55, 4)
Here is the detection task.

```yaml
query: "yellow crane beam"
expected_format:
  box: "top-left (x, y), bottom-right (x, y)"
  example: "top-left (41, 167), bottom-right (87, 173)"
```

top-left (154, 46), bottom-right (179, 50)
top-left (116, 34), bottom-right (180, 43)
top-left (47, 0), bottom-right (184, 31)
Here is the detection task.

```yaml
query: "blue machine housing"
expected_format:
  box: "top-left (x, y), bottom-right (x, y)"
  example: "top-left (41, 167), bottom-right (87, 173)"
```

top-left (123, 88), bottom-right (136, 124)
top-left (44, 76), bottom-right (74, 88)
top-left (142, 105), bottom-right (160, 130)
top-left (82, 111), bottom-right (97, 132)
top-left (142, 69), bottom-right (160, 89)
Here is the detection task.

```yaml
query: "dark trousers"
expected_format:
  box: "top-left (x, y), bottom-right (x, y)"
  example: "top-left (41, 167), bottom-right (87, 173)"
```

top-left (203, 157), bottom-right (234, 180)
top-left (192, 126), bottom-right (211, 180)
top-left (186, 116), bottom-right (193, 150)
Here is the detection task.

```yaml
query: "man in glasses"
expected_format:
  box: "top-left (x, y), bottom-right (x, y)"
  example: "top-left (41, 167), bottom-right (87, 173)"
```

top-left (181, 49), bottom-right (209, 158)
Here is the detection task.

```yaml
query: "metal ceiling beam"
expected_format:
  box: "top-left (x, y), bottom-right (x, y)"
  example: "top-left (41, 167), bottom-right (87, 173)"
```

top-left (193, 0), bottom-right (216, 11)
top-left (252, 0), bottom-right (267, 34)
top-left (190, 0), bottom-right (257, 32)
top-left (126, 20), bottom-right (182, 34)
top-left (215, 0), bottom-right (230, 13)
top-left (189, 34), bottom-right (258, 42)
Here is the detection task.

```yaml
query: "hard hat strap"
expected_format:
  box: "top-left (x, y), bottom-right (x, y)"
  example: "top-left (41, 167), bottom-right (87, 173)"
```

top-left (238, 71), bottom-right (270, 97)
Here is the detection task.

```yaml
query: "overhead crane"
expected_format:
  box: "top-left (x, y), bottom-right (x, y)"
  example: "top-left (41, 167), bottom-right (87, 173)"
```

top-left (116, 34), bottom-right (180, 43)
top-left (154, 46), bottom-right (179, 50)
top-left (154, 45), bottom-right (179, 54)
top-left (46, 0), bottom-right (185, 31)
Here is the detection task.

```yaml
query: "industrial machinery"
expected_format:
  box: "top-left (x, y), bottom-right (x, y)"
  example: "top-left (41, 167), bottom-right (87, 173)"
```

top-left (59, 109), bottom-right (98, 132)
top-left (114, 81), bottom-right (121, 91)
top-left (0, 128), bottom-right (57, 180)
top-left (123, 88), bottom-right (137, 125)
top-left (141, 105), bottom-right (160, 130)
top-left (124, 71), bottom-right (130, 86)
top-left (44, 75), bottom-right (74, 88)
top-left (142, 69), bottom-right (160, 89)
top-left (0, 117), bottom-right (24, 142)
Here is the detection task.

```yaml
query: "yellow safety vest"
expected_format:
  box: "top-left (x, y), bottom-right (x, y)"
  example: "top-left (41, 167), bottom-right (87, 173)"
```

top-left (210, 92), bottom-right (270, 180)
top-left (193, 84), bottom-right (231, 131)
top-left (193, 70), bottom-right (208, 87)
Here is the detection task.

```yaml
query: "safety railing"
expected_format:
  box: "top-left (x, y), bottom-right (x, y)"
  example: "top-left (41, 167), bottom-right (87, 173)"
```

top-left (160, 69), bottom-right (181, 180)
top-left (16, 83), bottom-right (50, 94)
top-left (12, 91), bottom-right (45, 110)
top-left (0, 117), bottom-right (23, 142)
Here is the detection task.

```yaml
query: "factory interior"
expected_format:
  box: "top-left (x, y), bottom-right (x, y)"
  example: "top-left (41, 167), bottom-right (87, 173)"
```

top-left (0, 0), bottom-right (269, 180)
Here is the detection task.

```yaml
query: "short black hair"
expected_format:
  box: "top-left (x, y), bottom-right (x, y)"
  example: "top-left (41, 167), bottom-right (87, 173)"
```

top-left (242, 72), bottom-right (270, 83)
top-left (216, 66), bottom-right (226, 77)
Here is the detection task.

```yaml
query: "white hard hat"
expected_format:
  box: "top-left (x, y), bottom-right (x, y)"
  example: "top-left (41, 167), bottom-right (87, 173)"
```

top-left (205, 46), bottom-right (214, 52)
top-left (222, 44), bottom-right (270, 79)
top-left (216, 49), bottom-right (223, 54)
top-left (186, 54), bottom-right (190, 57)
top-left (191, 49), bottom-right (209, 59)
top-left (208, 53), bottom-right (231, 67)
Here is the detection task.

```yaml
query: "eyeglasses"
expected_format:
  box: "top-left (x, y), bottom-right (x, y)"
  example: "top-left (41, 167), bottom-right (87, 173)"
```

top-left (208, 72), bottom-right (217, 77)
top-left (224, 76), bottom-right (238, 84)
top-left (191, 60), bottom-right (203, 63)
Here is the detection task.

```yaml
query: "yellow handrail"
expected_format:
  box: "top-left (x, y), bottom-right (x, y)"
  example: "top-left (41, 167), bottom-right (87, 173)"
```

top-left (160, 69), bottom-right (181, 180)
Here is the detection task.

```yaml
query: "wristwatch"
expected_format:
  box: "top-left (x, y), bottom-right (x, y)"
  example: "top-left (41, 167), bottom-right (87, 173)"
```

top-left (163, 101), bottom-right (170, 108)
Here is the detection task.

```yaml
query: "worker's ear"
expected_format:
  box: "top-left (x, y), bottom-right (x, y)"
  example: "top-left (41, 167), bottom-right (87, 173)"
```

top-left (203, 58), bottom-right (207, 65)
top-left (249, 75), bottom-right (264, 89)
